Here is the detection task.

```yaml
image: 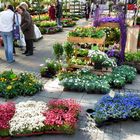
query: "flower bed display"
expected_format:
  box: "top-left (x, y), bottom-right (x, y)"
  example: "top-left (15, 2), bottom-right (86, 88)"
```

top-left (0, 71), bottom-right (43, 99)
top-left (58, 65), bottom-right (136, 93)
top-left (39, 27), bottom-right (63, 35)
top-left (0, 99), bottom-right (80, 137)
top-left (68, 27), bottom-right (106, 44)
top-left (62, 18), bottom-right (76, 27)
top-left (37, 21), bottom-right (57, 27)
top-left (46, 27), bottom-right (63, 34)
top-left (91, 92), bottom-right (140, 126)
top-left (32, 14), bottom-right (50, 22)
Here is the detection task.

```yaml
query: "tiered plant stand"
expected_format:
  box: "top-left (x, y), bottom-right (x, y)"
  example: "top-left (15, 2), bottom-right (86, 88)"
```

top-left (66, 35), bottom-right (107, 71)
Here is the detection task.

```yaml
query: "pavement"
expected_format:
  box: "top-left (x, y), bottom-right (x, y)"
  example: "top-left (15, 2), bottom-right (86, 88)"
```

top-left (0, 19), bottom-right (140, 140)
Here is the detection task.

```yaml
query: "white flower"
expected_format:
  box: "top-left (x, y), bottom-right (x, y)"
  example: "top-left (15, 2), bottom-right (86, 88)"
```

top-left (9, 101), bottom-right (47, 135)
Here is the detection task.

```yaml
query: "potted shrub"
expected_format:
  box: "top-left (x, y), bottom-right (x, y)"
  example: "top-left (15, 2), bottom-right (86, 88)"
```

top-left (53, 43), bottom-right (64, 61)
top-left (63, 42), bottom-right (74, 62)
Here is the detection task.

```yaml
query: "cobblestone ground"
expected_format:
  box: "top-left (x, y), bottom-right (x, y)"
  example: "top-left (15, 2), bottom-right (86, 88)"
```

top-left (0, 19), bottom-right (140, 140)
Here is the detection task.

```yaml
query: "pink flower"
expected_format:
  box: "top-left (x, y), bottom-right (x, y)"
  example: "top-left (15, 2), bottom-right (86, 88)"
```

top-left (43, 99), bottom-right (81, 130)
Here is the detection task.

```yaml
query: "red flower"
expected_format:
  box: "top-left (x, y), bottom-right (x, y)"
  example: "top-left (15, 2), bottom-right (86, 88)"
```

top-left (0, 102), bottom-right (15, 129)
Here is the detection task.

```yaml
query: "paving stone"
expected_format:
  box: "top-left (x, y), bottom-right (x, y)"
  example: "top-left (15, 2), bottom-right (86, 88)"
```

top-left (60, 91), bottom-right (84, 102)
top-left (81, 94), bottom-right (102, 104)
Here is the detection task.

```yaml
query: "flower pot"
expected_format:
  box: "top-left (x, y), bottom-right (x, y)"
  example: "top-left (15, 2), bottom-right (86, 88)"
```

top-left (94, 63), bottom-right (102, 70)
top-left (41, 71), bottom-right (56, 78)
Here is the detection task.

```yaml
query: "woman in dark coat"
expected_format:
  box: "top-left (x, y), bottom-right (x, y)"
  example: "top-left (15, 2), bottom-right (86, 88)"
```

top-left (17, 5), bottom-right (34, 56)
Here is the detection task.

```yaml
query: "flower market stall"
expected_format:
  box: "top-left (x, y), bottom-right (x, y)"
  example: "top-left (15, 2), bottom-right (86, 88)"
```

top-left (32, 14), bottom-right (77, 35)
top-left (0, 99), bottom-right (81, 137)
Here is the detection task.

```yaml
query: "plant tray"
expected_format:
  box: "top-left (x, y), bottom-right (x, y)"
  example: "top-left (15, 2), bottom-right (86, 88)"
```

top-left (15, 131), bottom-right (65, 137)
top-left (99, 22), bottom-right (119, 28)
top-left (67, 36), bottom-right (106, 45)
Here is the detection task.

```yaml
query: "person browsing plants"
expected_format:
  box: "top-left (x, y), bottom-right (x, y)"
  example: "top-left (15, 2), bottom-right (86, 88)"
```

top-left (17, 5), bottom-right (34, 56)
top-left (0, 5), bottom-right (15, 63)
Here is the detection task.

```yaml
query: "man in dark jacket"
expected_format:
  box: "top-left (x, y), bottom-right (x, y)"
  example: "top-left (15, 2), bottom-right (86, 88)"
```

top-left (17, 5), bottom-right (34, 56)
top-left (56, 0), bottom-right (62, 27)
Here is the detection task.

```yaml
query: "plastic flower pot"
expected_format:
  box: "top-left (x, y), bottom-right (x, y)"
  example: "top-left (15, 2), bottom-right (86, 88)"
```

top-left (41, 71), bottom-right (56, 78)
top-left (94, 63), bottom-right (102, 70)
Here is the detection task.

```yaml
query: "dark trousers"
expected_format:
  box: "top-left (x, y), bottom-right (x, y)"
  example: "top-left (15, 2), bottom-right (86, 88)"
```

top-left (25, 39), bottom-right (33, 54)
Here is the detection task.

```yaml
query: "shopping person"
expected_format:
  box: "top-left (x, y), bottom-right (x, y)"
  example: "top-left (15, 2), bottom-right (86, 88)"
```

top-left (56, 0), bottom-right (62, 27)
top-left (84, 0), bottom-right (90, 21)
top-left (48, 4), bottom-right (56, 21)
top-left (0, 5), bottom-right (15, 63)
top-left (17, 5), bottom-right (34, 56)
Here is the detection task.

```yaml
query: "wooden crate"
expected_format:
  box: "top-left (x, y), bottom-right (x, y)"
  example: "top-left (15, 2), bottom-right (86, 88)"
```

top-left (67, 36), bottom-right (106, 45)
top-left (68, 64), bottom-right (93, 69)
top-left (99, 22), bottom-right (119, 28)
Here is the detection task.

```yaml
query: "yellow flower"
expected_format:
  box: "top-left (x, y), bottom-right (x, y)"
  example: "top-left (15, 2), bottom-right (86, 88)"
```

top-left (12, 78), bottom-right (18, 81)
top-left (7, 85), bottom-right (12, 90)
top-left (29, 83), bottom-right (32, 86)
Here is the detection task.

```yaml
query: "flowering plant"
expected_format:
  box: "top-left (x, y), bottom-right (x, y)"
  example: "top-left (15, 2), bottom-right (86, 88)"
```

top-left (99, 17), bottom-right (119, 23)
top-left (68, 27), bottom-right (105, 38)
top-left (59, 65), bottom-right (136, 92)
top-left (40, 59), bottom-right (62, 78)
top-left (9, 101), bottom-right (46, 135)
top-left (46, 27), bottom-right (63, 34)
top-left (0, 102), bottom-right (15, 136)
top-left (43, 99), bottom-right (81, 134)
top-left (48, 99), bottom-right (81, 113)
top-left (92, 92), bottom-right (140, 125)
top-left (0, 70), bottom-right (43, 99)
top-left (89, 50), bottom-right (117, 68)
top-left (32, 14), bottom-right (49, 21)
top-left (0, 99), bottom-right (80, 136)
top-left (62, 18), bottom-right (76, 27)
top-left (37, 21), bottom-right (56, 27)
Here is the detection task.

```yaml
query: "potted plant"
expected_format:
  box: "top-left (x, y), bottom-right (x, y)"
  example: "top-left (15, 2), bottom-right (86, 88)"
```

top-left (53, 43), bottom-right (64, 61)
top-left (63, 42), bottom-right (74, 61)
top-left (40, 59), bottom-right (62, 78)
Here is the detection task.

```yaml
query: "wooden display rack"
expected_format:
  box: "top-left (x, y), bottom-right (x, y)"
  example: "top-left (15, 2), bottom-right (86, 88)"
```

top-left (91, 68), bottom-right (112, 76)
top-left (67, 36), bottom-right (106, 45)
top-left (99, 22), bottom-right (119, 28)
